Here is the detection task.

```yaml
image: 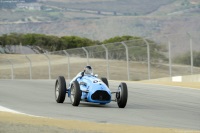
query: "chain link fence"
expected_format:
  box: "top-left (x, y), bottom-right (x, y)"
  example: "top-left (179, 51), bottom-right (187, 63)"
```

top-left (0, 32), bottom-right (200, 81)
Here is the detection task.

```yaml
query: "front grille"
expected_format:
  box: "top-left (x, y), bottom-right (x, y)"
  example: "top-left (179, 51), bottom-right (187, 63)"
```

top-left (91, 90), bottom-right (110, 101)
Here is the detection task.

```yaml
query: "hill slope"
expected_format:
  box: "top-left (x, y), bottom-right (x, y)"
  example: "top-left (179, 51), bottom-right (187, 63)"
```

top-left (0, 0), bottom-right (199, 41)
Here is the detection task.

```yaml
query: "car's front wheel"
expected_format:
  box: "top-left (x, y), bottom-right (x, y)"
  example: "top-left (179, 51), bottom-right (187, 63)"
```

top-left (55, 76), bottom-right (66, 103)
top-left (116, 82), bottom-right (128, 108)
top-left (70, 80), bottom-right (82, 106)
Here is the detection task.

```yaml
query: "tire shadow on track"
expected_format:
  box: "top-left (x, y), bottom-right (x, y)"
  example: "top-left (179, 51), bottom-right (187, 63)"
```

top-left (59, 101), bottom-right (119, 108)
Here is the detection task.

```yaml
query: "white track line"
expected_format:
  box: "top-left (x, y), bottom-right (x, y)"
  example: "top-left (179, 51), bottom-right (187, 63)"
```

top-left (0, 105), bottom-right (22, 114)
top-left (0, 105), bottom-right (44, 118)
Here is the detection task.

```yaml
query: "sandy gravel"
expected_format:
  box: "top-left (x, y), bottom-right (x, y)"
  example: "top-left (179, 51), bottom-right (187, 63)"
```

top-left (0, 112), bottom-right (199, 133)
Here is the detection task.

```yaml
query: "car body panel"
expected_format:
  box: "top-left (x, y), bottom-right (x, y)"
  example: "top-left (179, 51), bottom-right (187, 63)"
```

top-left (68, 75), bottom-right (111, 104)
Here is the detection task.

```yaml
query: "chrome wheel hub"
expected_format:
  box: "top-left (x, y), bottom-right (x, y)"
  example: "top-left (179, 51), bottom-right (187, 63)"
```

top-left (56, 82), bottom-right (59, 99)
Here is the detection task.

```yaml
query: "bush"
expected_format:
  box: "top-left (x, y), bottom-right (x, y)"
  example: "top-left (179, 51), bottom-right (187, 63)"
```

top-left (0, 33), bottom-right (96, 51)
top-left (173, 51), bottom-right (200, 67)
top-left (0, 33), bottom-right (168, 63)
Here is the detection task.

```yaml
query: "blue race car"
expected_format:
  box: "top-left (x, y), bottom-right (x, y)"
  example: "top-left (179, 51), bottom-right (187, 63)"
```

top-left (55, 66), bottom-right (128, 108)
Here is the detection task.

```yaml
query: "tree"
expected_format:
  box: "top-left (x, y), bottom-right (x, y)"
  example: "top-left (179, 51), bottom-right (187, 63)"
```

top-left (60, 36), bottom-right (94, 49)
top-left (102, 35), bottom-right (167, 62)
top-left (0, 33), bottom-right (168, 63)
top-left (103, 35), bottom-right (139, 44)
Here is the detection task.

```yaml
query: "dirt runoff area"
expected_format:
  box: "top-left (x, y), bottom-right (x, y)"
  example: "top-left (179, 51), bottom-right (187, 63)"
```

top-left (0, 112), bottom-right (199, 133)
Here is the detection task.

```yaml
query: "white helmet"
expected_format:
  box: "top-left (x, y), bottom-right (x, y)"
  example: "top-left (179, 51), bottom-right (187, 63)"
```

top-left (84, 66), bottom-right (93, 75)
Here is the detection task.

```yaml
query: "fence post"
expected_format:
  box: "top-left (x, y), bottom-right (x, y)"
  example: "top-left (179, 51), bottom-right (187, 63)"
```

top-left (25, 55), bottom-right (32, 80)
top-left (6, 59), bottom-right (14, 80)
top-left (167, 36), bottom-right (172, 77)
top-left (121, 42), bottom-right (130, 81)
top-left (20, 42), bottom-right (23, 54)
top-left (187, 32), bottom-right (193, 75)
top-left (82, 47), bottom-right (89, 65)
top-left (102, 44), bottom-right (109, 80)
top-left (63, 50), bottom-right (70, 80)
top-left (143, 38), bottom-right (151, 80)
top-left (44, 53), bottom-right (51, 79)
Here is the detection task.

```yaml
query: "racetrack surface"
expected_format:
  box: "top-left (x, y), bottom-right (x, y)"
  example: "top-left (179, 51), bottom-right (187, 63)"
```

top-left (0, 80), bottom-right (200, 130)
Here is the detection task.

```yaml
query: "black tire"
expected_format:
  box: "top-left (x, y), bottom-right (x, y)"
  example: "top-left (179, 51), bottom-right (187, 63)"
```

top-left (116, 82), bottom-right (128, 108)
top-left (101, 77), bottom-right (109, 88)
top-left (55, 76), bottom-right (66, 103)
top-left (70, 80), bottom-right (82, 106)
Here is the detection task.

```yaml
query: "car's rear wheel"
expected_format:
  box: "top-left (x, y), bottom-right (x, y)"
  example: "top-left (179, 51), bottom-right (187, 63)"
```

top-left (116, 82), bottom-right (128, 108)
top-left (101, 77), bottom-right (109, 88)
top-left (70, 80), bottom-right (82, 106)
top-left (55, 76), bottom-right (66, 103)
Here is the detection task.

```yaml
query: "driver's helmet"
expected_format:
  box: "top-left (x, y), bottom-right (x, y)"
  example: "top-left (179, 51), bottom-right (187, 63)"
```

top-left (84, 66), bottom-right (93, 75)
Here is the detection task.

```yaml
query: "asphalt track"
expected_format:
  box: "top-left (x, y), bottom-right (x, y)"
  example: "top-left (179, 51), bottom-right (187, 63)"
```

top-left (0, 80), bottom-right (200, 130)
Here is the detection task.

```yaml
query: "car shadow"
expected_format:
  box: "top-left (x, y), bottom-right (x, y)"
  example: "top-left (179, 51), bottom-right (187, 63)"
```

top-left (63, 101), bottom-right (118, 108)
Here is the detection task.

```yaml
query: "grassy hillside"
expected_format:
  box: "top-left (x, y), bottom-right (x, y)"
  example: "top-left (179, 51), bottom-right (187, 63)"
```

top-left (0, 0), bottom-right (199, 41)
top-left (45, 0), bottom-right (175, 15)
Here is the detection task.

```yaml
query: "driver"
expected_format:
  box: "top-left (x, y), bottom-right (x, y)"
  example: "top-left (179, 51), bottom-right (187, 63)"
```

top-left (82, 66), bottom-right (93, 75)
top-left (68, 66), bottom-right (93, 88)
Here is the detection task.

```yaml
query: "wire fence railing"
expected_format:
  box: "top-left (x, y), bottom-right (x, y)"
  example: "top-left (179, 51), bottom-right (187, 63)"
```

top-left (0, 32), bottom-right (200, 81)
